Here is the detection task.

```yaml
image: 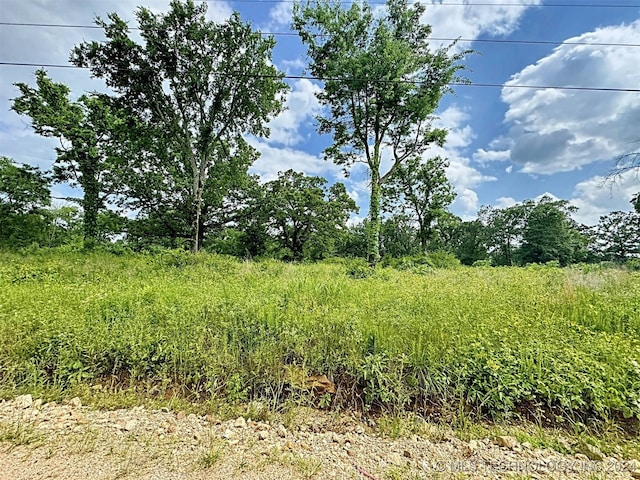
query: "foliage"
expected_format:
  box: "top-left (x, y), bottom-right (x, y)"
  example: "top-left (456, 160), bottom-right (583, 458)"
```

top-left (259, 170), bottom-right (358, 260)
top-left (519, 196), bottom-right (588, 266)
top-left (292, 0), bottom-right (468, 264)
top-left (12, 73), bottom-right (125, 245)
top-left (379, 215), bottom-right (418, 258)
top-left (1, 251), bottom-right (638, 430)
top-left (479, 197), bottom-right (588, 267)
top-left (71, 0), bottom-right (288, 251)
top-left (479, 202), bottom-right (529, 266)
top-left (0, 157), bottom-right (50, 214)
top-left (591, 210), bottom-right (640, 261)
top-left (448, 218), bottom-right (489, 266)
top-left (0, 157), bottom-right (51, 248)
top-left (382, 156), bottom-right (455, 253)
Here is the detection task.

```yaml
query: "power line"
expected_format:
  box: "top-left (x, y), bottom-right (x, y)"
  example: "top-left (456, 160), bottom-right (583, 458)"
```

top-left (197, 0), bottom-right (640, 6)
top-left (2, 61), bottom-right (639, 92)
top-left (1, 22), bottom-right (639, 48)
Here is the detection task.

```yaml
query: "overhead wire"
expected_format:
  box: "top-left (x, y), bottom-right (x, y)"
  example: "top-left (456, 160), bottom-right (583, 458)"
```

top-left (1, 60), bottom-right (638, 92)
top-left (1, 21), bottom-right (639, 47)
top-left (197, 0), bottom-right (639, 6)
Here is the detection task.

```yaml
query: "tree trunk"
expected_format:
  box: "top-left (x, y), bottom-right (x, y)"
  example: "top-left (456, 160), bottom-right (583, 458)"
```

top-left (193, 181), bottom-right (203, 253)
top-left (81, 155), bottom-right (99, 249)
top-left (367, 167), bottom-right (381, 266)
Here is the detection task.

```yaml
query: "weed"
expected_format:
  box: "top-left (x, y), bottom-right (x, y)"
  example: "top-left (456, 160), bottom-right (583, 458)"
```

top-left (0, 421), bottom-right (44, 450)
top-left (200, 442), bottom-right (225, 469)
top-left (0, 250), bottom-right (638, 433)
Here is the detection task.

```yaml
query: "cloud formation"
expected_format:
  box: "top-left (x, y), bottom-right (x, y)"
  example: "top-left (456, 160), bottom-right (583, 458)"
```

top-left (488, 19), bottom-right (640, 175)
top-left (423, 0), bottom-right (541, 49)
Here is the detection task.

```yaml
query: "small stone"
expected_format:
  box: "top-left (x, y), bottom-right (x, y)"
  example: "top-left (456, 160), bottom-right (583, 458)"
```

top-left (403, 450), bottom-right (413, 459)
top-left (124, 420), bottom-right (137, 431)
top-left (234, 417), bottom-right (247, 429)
top-left (176, 411), bottom-right (186, 420)
top-left (522, 441), bottom-right (532, 449)
top-left (32, 399), bottom-right (43, 409)
top-left (69, 397), bottom-right (82, 409)
top-left (355, 425), bottom-right (365, 435)
top-left (574, 453), bottom-right (589, 461)
top-left (15, 394), bottom-right (33, 409)
top-left (222, 428), bottom-right (235, 440)
top-left (277, 425), bottom-right (287, 438)
top-left (160, 407), bottom-right (170, 413)
top-left (347, 449), bottom-right (355, 457)
top-left (258, 430), bottom-right (269, 441)
top-left (205, 414), bottom-right (218, 424)
top-left (166, 422), bottom-right (177, 434)
top-left (576, 441), bottom-right (604, 461)
top-left (495, 435), bottom-right (519, 450)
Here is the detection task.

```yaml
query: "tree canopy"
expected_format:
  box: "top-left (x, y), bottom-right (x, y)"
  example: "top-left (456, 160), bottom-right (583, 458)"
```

top-left (12, 71), bottom-right (125, 245)
top-left (71, 0), bottom-right (288, 251)
top-left (293, 0), bottom-right (468, 264)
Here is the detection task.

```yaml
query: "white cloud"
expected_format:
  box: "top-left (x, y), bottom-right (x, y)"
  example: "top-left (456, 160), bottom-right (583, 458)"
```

top-left (570, 171), bottom-right (638, 226)
top-left (495, 196), bottom-right (517, 208)
top-left (266, 79), bottom-right (322, 147)
top-left (247, 138), bottom-right (342, 182)
top-left (423, 0), bottom-right (541, 50)
top-left (427, 106), bottom-right (497, 217)
top-left (265, 1), bottom-right (293, 29)
top-left (495, 20), bottom-right (640, 175)
top-left (474, 148), bottom-right (510, 163)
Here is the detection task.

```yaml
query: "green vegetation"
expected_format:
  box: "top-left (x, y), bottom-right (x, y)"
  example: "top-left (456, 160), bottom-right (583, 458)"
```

top-left (1, 250), bottom-right (638, 436)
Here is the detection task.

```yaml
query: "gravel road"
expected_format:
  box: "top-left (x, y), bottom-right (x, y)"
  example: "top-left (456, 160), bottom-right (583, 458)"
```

top-left (1, 395), bottom-right (638, 480)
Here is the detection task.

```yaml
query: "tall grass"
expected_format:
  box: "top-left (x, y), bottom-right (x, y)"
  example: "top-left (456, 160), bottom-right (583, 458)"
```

top-left (0, 250), bottom-right (638, 430)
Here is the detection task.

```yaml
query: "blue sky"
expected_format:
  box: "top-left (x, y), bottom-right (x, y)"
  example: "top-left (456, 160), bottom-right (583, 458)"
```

top-left (1, 0), bottom-right (639, 226)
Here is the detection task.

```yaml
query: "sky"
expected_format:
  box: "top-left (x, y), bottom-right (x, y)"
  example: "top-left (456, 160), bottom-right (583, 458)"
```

top-left (1, 0), bottom-right (639, 226)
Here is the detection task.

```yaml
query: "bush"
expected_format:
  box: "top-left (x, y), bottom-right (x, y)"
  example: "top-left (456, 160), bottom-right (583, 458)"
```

top-left (426, 251), bottom-right (460, 269)
top-left (345, 259), bottom-right (375, 278)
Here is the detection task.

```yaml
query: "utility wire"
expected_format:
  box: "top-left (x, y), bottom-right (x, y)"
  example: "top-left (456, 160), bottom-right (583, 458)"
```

top-left (2, 60), bottom-right (639, 92)
top-left (196, 0), bottom-right (640, 6)
top-left (1, 22), bottom-right (639, 48)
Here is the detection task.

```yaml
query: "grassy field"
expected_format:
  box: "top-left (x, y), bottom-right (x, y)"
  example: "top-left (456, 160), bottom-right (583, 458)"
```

top-left (1, 249), bottom-right (638, 435)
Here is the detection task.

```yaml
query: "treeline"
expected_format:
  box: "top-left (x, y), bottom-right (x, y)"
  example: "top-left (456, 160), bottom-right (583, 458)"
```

top-left (2, 155), bottom-right (639, 266)
top-left (1, 0), bottom-right (638, 266)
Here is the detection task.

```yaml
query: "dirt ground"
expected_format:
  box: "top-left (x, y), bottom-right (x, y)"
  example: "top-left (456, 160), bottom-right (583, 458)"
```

top-left (1, 395), bottom-right (638, 480)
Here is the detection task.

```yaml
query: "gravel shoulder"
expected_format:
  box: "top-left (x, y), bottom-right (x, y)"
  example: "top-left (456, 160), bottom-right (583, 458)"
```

top-left (1, 395), bottom-right (638, 480)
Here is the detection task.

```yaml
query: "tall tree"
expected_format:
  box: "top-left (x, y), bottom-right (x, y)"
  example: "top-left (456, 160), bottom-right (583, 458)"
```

top-left (593, 210), bottom-right (640, 261)
top-left (380, 215), bottom-right (418, 258)
top-left (293, 0), bottom-right (467, 264)
top-left (382, 155), bottom-right (455, 253)
top-left (261, 170), bottom-right (358, 260)
top-left (519, 196), bottom-right (587, 266)
top-left (12, 71), bottom-right (125, 246)
top-left (72, 0), bottom-right (288, 251)
top-left (480, 203), bottom-right (531, 266)
top-left (0, 157), bottom-right (51, 246)
top-left (449, 219), bottom-right (489, 265)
